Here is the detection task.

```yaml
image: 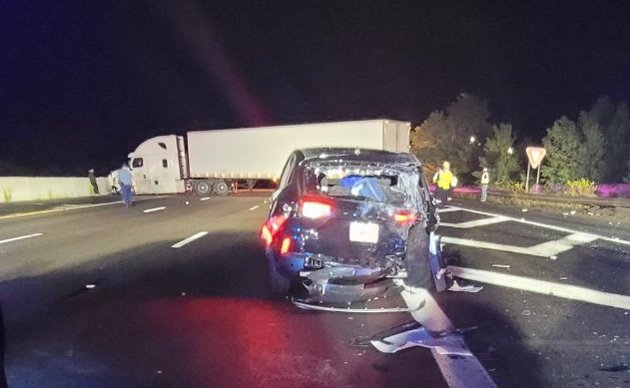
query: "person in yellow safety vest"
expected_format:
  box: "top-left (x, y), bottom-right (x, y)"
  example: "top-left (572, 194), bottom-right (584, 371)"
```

top-left (433, 161), bottom-right (456, 207)
top-left (480, 167), bottom-right (490, 202)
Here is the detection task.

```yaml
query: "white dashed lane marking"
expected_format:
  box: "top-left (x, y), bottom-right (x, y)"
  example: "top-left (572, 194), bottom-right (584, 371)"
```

top-left (171, 231), bottom-right (208, 248)
top-left (143, 206), bottom-right (166, 214)
top-left (442, 232), bottom-right (598, 258)
top-left (448, 206), bottom-right (630, 247)
top-left (0, 233), bottom-right (43, 245)
top-left (248, 205), bottom-right (260, 211)
top-left (449, 266), bottom-right (630, 311)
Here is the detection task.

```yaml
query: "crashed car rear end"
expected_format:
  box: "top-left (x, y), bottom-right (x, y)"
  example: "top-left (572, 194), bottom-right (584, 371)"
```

top-left (261, 148), bottom-right (444, 303)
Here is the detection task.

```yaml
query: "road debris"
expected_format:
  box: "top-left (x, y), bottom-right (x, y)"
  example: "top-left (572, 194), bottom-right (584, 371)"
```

top-left (491, 264), bottom-right (511, 269)
top-left (521, 310), bottom-right (531, 316)
top-left (371, 326), bottom-right (473, 356)
top-left (291, 298), bottom-right (424, 313)
top-left (550, 255), bottom-right (558, 260)
top-left (598, 364), bottom-right (628, 372)
top-left (449, 280), bottom-right (483, 293)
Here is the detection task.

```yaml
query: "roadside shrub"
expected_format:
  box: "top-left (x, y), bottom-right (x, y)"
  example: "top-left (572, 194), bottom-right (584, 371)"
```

top-left (596, 183), bottom-right (630, 198)
top-left (493, 180), bottom-right (525, 193)
top-left (565, 178), bottom-right (597, 197)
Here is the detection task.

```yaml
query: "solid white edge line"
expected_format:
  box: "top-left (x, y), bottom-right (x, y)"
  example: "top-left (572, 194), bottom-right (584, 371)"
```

top-left (437, 207), bottom-right (462, 213)
top-left (0, 233), bottom-right (44, 245)
top-left (440, 216), bottom-right (509, 229)
top-left (394, 280), bottom-right (497, 388)
top-left (441, 236), bottom-right (541, 257)
top-left (171, 231), bottom-right (208, 248)
top-left (143, 206), bottom-right (166, 213)
top-left (449, 266), bottom-right (630, 311)
top-left (248, 205), bottom-right (260, 211)
top-left (449, 206), bottom-right (630, 247)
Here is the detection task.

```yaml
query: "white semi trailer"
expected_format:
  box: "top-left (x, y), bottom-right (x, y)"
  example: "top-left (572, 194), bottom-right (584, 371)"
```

top-left (127, 119), bottom-right (411, 195)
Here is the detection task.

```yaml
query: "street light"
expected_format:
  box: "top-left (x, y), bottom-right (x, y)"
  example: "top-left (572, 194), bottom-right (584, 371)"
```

top-left (507, 147), bottom-right (514, 155)
top-left (469, 135), bottom-right (476, 144)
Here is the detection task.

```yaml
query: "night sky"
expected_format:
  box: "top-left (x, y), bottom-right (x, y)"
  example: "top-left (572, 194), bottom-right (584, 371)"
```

top-left (1, 1), bottom-right (629, 175)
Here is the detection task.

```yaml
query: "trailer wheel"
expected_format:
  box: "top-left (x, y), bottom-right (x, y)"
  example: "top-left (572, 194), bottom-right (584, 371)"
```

top-left (214, 180), bottom-right (229, 196)
top-left (195, 181), bottom-right (212, 195)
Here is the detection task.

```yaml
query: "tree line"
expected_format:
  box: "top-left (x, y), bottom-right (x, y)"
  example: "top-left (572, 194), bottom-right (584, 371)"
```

top-left (411, 94), bottom-right (630, 185)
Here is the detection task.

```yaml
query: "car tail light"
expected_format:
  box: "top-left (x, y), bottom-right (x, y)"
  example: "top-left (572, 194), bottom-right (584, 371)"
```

top-left (260, 214), bottom-right (288, 246)
top-left (300, 197), bottom-right (333, 219)
top-left (394, 210), bottom-right (418, 225)
top-left (280, 237), bottom-right (293, 254)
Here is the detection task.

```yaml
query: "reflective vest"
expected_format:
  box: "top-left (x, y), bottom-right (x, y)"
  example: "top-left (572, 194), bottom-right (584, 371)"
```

top-left (481, 172), bottom-right (490, 185)
top-left (435, 170), bottom-right (454, 190)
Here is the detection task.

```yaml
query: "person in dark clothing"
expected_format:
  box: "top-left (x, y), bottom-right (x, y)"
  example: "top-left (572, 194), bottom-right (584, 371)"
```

top-left (88, 169), bottom-right (99, 195)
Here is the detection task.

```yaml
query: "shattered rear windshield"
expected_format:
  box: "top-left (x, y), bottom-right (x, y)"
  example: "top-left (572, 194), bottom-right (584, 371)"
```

top-left (303, 162), bottom-right (421, 204)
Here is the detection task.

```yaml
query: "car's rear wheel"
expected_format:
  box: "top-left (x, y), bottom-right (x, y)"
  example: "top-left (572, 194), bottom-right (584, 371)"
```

top-left (267, 255), bottom-right (290, 296)
top-left (405, 225), bottom-right (435, 291)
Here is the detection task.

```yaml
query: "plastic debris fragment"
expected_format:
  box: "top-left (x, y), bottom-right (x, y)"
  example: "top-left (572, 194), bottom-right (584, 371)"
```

top-left (598, 364), bottom-right (628, 372)
top-left (371, 327), bottom-right (473, 356)
top-left (449, 280), bottom-right (483, 293)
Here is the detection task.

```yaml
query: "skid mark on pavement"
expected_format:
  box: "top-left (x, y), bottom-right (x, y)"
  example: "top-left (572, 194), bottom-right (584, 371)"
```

top-left (449, 266), bottom-right (630, 311)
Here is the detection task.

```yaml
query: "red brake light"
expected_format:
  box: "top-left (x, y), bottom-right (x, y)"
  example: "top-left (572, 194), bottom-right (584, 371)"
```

top-left (394, 210), bottom-right (418, 225)
top-left (300, 197), bottom-right (333, 219)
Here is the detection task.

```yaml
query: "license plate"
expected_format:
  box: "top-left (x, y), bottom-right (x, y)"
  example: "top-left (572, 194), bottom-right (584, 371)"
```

top-left (349, 222), bottom-right (379, 243)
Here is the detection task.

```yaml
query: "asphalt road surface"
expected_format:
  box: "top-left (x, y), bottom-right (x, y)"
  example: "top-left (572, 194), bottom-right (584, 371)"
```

top-left (0, 194), bottom-right (628, 387)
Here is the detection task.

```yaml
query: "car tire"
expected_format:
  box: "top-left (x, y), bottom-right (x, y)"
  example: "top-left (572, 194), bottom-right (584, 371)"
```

top-left (214, 180), bottom-right (229, 196)
top-left (196, 181), bottom-right (212, 195)
top-left (405, 225), bottom-right (435, 291)
top-left (267, 255), bottom-right (290, 296)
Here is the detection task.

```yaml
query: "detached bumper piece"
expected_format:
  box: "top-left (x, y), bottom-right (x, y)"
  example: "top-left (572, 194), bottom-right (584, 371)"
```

top-left (298, 266), bottom-right (402, 304)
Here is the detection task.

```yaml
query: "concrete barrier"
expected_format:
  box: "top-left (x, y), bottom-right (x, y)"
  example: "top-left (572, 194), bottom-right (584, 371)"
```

top-left (0, 176), bottom-right (110, 203)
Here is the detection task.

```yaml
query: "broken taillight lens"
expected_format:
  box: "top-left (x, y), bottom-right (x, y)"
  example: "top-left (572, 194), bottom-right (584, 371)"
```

top-left (260, 214), bottom-right (288, 246)
top-left (300, 197), bottom-right (333, 219)
top-left (280, 237), bottom-right (293, 254)
top-left (394, 210), bottom-right (418, 225)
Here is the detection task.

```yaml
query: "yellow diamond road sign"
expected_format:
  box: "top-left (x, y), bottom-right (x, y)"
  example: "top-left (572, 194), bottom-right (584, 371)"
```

top-left (526, 147), bottom-right (546, 169)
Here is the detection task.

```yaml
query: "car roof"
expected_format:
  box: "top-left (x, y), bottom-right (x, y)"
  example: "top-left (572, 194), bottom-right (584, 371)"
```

top-left (297, 147), bottom-right (421, 166)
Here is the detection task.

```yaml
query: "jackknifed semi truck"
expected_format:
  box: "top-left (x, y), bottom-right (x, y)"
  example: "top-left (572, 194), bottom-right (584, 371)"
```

top-left (126, 119), bottom-right (411, 195)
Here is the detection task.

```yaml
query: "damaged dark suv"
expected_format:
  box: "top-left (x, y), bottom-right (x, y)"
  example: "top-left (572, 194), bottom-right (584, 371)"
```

top-left (261, 148), bottom-right (443, 302)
